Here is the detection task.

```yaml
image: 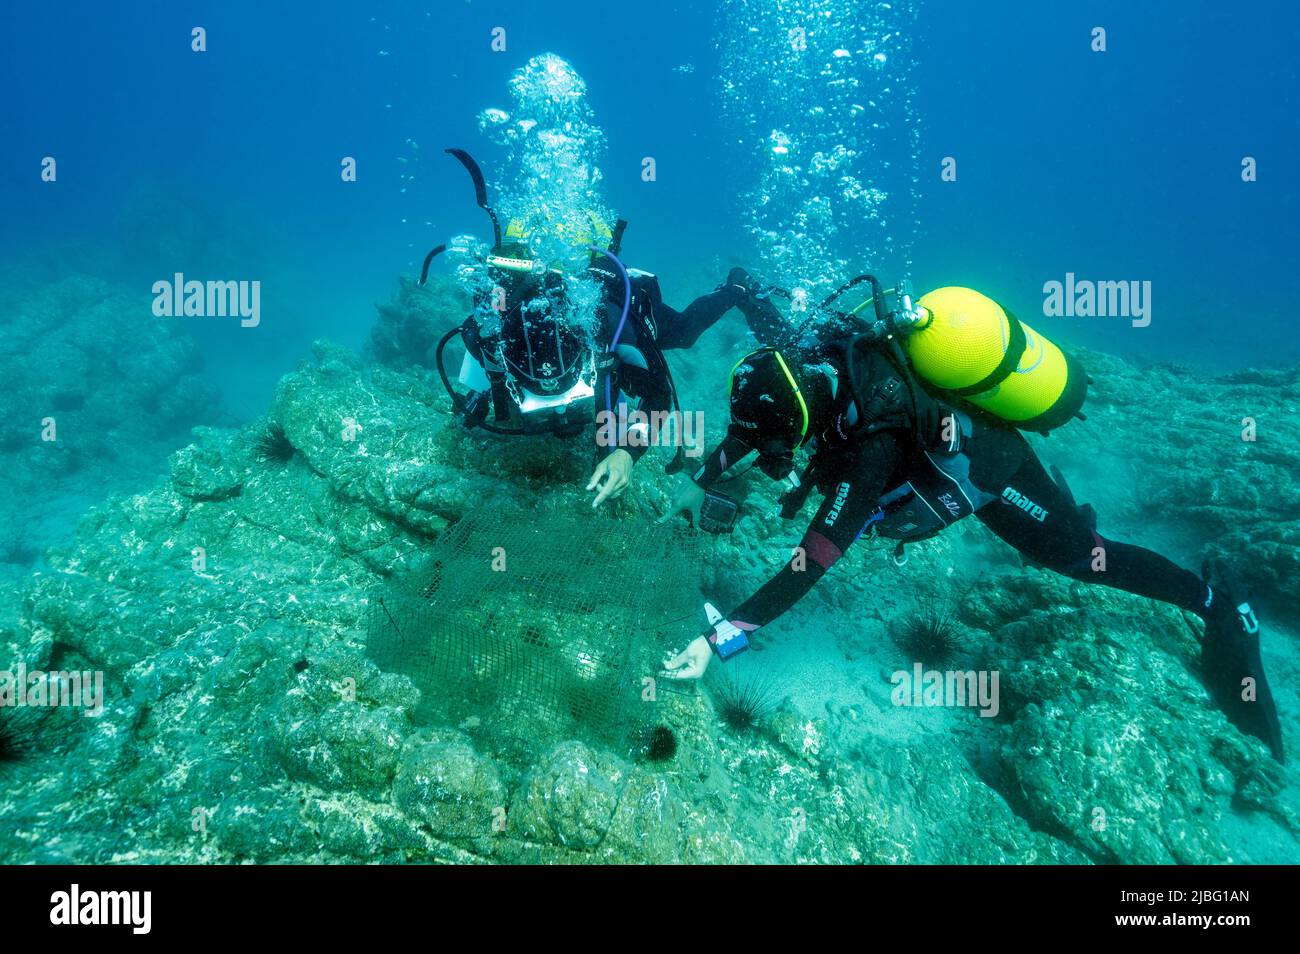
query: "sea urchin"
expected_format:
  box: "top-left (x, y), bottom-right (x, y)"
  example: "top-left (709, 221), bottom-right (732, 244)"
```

top-left (710, 668), bottom-right (780, 732)
top-left (645, 725), bottom-right (677, 761)
top-left (0, 705), bottom-right (39, 771)
top-left (251, 421), bottom-right (295, 464)
top-left (893, 602), bottom-right (962, 667)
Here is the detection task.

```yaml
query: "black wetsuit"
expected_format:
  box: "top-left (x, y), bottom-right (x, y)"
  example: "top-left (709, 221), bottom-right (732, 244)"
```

top-left (457, 266), bottom-right (770, 456)
top-left (692, 342), bottom-right (1209, 637)
top-left (590, 267), bottom-right (783, 464)
top-left (692, 337), bottom-right (1284, 761)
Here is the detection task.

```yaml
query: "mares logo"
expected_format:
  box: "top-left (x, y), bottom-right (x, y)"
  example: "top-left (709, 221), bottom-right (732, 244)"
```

top-left (824, 482), bottom-right (851, 527)
top-left (1001, 486), bottom-right (1048, 522)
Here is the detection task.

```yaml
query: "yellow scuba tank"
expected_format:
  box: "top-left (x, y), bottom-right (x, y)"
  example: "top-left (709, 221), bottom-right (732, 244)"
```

top-left (905, 286), bottom-right (1086, 433)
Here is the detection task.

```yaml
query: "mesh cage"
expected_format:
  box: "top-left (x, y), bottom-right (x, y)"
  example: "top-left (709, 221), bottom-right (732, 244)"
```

top-left (365, 506), bottom-right (703, 758)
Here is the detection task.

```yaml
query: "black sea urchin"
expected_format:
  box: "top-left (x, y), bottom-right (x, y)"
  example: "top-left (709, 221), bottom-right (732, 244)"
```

top-left (645, 725), bottom-right (677, 761)
top-left (893, 602), bottom-right (962, 667)
top-left (711, 668), bottom-right (780, 732)
top-left (0, 705), bottom-right (39, 771)
top-left (251, 420), bottom-right (295, 464)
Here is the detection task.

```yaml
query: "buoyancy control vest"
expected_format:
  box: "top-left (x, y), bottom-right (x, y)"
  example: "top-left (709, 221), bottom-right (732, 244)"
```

top-left (865, 407), bottom-right (998, 543)
top-left (780, 342), bottom-right (997, 543)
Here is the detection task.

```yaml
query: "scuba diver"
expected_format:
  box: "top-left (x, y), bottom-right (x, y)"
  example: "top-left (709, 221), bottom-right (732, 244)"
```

top-left (422, 149), bottom-right (785, 507)
top-left (659, 277), bottom-right (1285, 763)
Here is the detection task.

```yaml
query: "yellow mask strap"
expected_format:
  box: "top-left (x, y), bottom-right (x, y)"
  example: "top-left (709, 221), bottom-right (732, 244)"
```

top-left (728, 349), bottom-right (809, 446)
top-left (772, 350), bottom-right (810, 445)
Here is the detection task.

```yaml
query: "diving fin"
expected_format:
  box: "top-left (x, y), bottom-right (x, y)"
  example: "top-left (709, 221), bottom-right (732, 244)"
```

top-left (1199, 559), bottom-right (1285, 762)
top-left (445, 148), bottom-right (503, 247)
top-left (608, 218), bottom-right (628, 257)
top-left (739, 291), bottom-right (796, 350)
top-left (419, 244), bottom-right (447, 286)
top-left (722, 267), bottom-right (796, 348)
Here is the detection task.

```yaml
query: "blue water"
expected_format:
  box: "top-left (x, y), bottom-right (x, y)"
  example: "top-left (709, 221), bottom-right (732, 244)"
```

top-left (4, 0), bottom-right (1296, 422)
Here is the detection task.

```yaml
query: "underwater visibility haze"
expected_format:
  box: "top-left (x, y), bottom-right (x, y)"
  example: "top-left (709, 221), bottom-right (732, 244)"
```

top-left (1, 0), bottom-right (1298, 877)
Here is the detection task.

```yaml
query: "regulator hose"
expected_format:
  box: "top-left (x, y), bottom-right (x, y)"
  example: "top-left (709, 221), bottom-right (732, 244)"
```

top-left (433, 324), bottom-right (531, 437)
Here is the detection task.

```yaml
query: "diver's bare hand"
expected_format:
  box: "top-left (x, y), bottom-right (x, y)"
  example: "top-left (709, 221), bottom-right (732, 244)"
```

top-left (658, 475), bottom-right (706, 525)
top-left (588, 449), bottom-right (633, 508)
top-left (662, 636), bottom-right (712, 680)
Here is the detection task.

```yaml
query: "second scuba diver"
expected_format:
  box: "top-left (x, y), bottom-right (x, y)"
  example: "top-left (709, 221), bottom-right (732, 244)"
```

top-left (660, 278), bottom-right (1285, 763)
top-left (423, 149), bottom-right (786, 507)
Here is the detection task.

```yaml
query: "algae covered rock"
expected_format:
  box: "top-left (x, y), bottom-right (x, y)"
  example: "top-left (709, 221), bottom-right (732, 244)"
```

top-left (393, 730), bottom-right (507, 840)
top-left (599, 769), bottom-right (688, 864)
top-left (211, 787), bottom-right (319, 862)
top-left (369, 274), bottom-right (469, 368)
top-left (979, 569), bottom-right (1281, 864)
top-left (277, 702), bottom-right (408, 796)
top-left (1002, 700), bottom-right (1235, 864)
top-left (512, 741), bottom-right (624, 850)
top-left (305, 793), bottom-right (444, 861)
top-left (170, 427), bottom-right (248, 502)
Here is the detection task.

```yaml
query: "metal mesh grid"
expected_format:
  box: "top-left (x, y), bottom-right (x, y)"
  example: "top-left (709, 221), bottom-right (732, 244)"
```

top-left (365, 506), bottom-right (702, 751)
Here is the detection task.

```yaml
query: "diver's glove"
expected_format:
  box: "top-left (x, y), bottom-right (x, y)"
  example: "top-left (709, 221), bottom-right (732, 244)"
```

top-left (1199, 561), bottom-right (1284, 762)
